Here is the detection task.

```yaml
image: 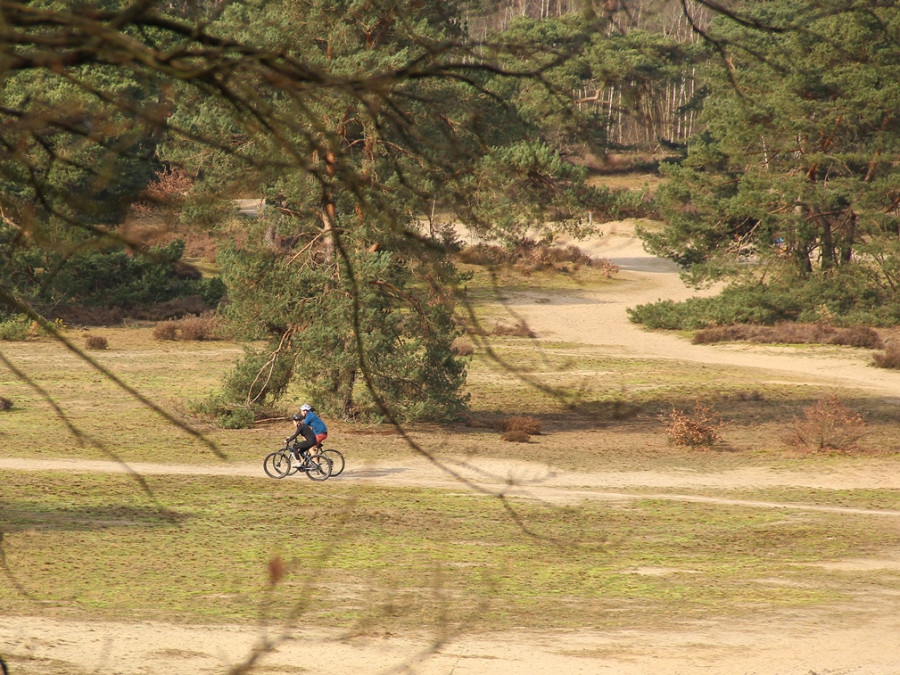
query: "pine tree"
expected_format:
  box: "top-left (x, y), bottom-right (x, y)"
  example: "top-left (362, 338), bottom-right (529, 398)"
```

top-left (642, 1), bottom-right (900, 322)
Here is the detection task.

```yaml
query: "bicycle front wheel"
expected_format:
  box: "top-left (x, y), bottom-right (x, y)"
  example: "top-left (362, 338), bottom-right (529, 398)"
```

top-left (263, 450), bottom-right (291, 478)
top-left (320, 449), bottom-right (344, 477)
top-left (304, 454), bottom-right (332, 482)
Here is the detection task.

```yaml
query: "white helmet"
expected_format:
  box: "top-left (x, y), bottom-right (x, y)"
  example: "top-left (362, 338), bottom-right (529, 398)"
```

top-left (300, 403), bottom-right (312, 413)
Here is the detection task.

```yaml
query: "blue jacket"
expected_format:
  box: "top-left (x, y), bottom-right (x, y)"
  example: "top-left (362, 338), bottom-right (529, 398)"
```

top-left (303, 410), bottom-right (328, 435)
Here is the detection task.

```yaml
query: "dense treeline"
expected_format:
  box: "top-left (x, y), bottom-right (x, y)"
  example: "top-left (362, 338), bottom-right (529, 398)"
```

top-left (633, 0), bottom-right (900, 329)
top-left (2, 0), bottom-right (899, 423)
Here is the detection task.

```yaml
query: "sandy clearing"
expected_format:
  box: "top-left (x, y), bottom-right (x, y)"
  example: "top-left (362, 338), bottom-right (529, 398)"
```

top-left (3, 610), bottom-right (900, 675)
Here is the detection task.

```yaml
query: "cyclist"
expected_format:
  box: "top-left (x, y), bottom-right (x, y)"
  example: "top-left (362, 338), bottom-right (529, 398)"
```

top-left (297, 403), bottom-right (328, 446)
top-left (285, 414), bottom-right (318, 465)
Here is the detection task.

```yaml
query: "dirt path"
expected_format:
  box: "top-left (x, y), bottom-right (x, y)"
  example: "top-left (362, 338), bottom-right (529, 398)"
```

top-left (3, 456), bottom-right (900, 514)
top-left (4, 222), bottom-right (900, 674)
top-left (512, 222), bottom-right (900, 400)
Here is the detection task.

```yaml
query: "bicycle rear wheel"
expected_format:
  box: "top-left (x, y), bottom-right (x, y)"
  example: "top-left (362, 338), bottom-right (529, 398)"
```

top-left (320, 449), bottom-right (344, 476)
top-left (263, 450), bottom-right (291, 478)
top-left (304, 454), bottom-right (332, 481)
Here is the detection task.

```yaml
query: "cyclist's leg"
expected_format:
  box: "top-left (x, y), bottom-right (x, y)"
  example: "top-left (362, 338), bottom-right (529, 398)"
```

top-left (296, 438), bottom-right (316, 461)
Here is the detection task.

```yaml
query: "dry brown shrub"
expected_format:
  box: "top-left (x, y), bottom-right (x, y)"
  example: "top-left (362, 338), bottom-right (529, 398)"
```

top-left (501, 429), bottom-right (531, 443)
top-left (131, 166), bottom-right (193, 219)
top-left (503, 416), bottom-right (542, 435)
top-left (457, 244), bottom-right (510, 266)
top-left (83, 334), bottom-right (108, 350)
top-left (0, 397), bottom-right (12, 411)
top-left (179, 314), bottom-right (217, 341)
top-left (153, 314), bottom-right (218, 341)
top-left (873, 342), bottom-right (900, 369)
top-left (786, 395), bottom-right (867, 453)
top-left (513, 240), bottom-right (604, 274)
top-left (451, 337), bottom-right (475, 356)
top-left (693, 324), bottom-right (755, 344)
top-left (492, 321), bottom-right (535, 338)
top-left (456, 240), bottom-right (618, 278)
top-left (153, 321), bottom-right (178, 341)
top-left (660, 400), bottom-right (722, 448)
top-left (834, 325), bottom-right (883, 349)
top-left (592, 257), bottom-right (620, 278)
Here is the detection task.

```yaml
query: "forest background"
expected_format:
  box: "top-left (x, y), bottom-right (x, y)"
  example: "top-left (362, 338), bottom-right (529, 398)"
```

top-left (5, 0), bottom-right (898, 427)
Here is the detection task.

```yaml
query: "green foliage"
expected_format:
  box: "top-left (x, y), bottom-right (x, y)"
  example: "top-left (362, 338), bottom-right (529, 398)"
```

top-left (222, 346), bottom-right (296, 409)
top-left (0, 63), bottom-right (162, 231)
top-left (642, 1), bottom-right (900, 323)
top-left (455, 140), bottom-right (597, 245)
top-left (0, 315), bottom-right (31, 341)
top-left (0, 226), bottom-right (223, 321)
top-left (216, 224), bottom-right (470, 424)
top-left (191, 343), bottom-right (295, 428)
top-left (629, 267), bottom-right (900, 331)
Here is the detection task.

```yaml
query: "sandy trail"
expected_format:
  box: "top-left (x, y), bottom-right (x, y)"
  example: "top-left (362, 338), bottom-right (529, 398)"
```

top-left (3, 221), bottom-right (900, 675)
top-left (517, 222), bottom-right (900, 399)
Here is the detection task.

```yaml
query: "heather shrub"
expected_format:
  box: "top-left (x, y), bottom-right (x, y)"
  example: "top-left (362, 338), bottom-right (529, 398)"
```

top-left (693, 323), bottom-right (882, 349)
top-left (873, 343), bottom-right (900, 369)
top-left (179, 314), bottom-right (217, 341)
top-left (153, 321), bottom-right (178, 341)
top-left (451, 337), bottom-right (475, 356)
top-left (502, 416), bottom-right (542, 435)
top-left (456, 239), bottom-right (618, 277)
top-left (153, 314), bottom-right (218, 341)
top-left (51, 305), bottom-right (125, 326)
top-left (83, 334), bottom-right (109, 350)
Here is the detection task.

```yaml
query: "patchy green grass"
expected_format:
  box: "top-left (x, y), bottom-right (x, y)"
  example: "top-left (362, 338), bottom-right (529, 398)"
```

top-left (2, 323), bottom-right (899, 473)
top-left (3, 471), bottom-right (897, 632)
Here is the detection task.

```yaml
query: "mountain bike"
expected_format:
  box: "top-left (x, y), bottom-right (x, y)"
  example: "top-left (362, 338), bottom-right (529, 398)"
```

top-left (318, 447), bottom-right (344, 476)
top-left (282, 444), bottom-right (344, 478)
top-left (263, 443), bottom-right (332, 481)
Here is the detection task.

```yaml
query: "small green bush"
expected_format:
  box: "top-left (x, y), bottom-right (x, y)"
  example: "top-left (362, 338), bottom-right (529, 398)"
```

top-left (219, 405), bottom-right (257, 429)
top-left (189, 346), bottom-right (296, 427)
top-left (0, 316), bottom-right (31, 340)
top-left (630, 272), bottom-right (900, 331)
